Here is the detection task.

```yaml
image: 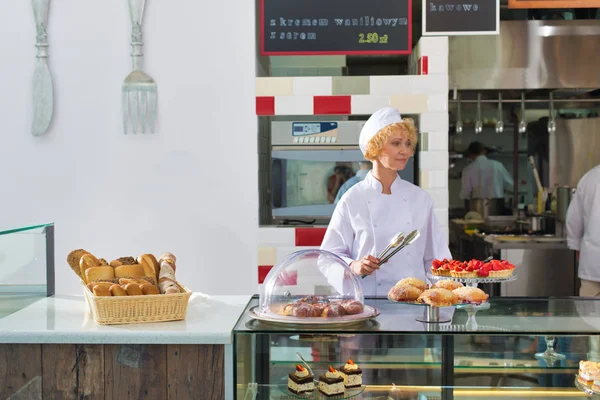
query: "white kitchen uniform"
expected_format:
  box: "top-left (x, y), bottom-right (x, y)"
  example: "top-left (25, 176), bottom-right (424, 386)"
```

top-left (460, 155), bottom-right (514, 199)
top-left (566, 164), bottom-right (600, 283)
top-left (321, 171), bottom-right (452, 296)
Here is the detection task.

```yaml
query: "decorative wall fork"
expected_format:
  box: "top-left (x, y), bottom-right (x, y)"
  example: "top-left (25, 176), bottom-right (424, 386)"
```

top-left (122, 0), bottom-right (157, 134)
top-left (31, 0), bottom-right (53, 136)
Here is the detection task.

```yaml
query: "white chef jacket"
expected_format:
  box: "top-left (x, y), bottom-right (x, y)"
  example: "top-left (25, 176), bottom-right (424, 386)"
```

top-left (566, 164), bottom-right (600, 282)
top-left (460, 155), bottom-right (514, 199)
top-left (320, 172), bottom-right (452, 296)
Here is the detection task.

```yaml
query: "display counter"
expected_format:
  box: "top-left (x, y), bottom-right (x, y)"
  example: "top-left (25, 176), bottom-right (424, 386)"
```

top-left (0, 293), bottom-right (251, 400)
top-left (233, 296), bottom-right (600, 400)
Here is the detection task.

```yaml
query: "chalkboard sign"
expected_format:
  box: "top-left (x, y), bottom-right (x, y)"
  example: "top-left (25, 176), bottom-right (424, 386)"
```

top-left (260, 0), bottom-right (412, 55)
top-left (422, 0), bottom-right (499, 36)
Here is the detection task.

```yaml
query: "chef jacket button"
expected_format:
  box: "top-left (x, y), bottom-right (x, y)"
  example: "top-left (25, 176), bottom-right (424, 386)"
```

top-left (378, 283), bottom-right (382, 287)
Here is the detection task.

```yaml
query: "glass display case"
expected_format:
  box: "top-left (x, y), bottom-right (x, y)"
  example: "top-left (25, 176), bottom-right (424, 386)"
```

top-left (0, 223), bottom-right (54, 318)
top-left (234, 296), bottom-right (600, 399)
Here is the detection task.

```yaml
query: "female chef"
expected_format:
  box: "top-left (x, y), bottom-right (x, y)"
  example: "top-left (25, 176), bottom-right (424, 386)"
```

top-left (320, 107), bottom-right (452, 296)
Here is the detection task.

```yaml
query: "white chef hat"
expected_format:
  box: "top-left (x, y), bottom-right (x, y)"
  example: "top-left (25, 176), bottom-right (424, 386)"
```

top-left (358, 107), bottom-right (402, 155)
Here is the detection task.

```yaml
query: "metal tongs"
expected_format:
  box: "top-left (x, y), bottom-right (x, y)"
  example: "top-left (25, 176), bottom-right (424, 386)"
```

top-left (361, 230), bottom-right (421, 279)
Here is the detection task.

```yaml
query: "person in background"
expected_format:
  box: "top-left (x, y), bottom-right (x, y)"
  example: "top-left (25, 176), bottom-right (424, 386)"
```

top-left (566, 163), bottom-right (600, 360)
top-left (460, 141), bottom-right (514, 200)
top-left (334, 161), bottom-right (373, 205)
top-left (326, 165), bottom-right (354, 204)
top-left (567, 163), bottom-right (600, 297)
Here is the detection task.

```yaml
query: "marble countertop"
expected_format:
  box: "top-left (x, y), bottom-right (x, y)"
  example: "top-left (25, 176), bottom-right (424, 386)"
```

top-left (0, 293), bottom-right (252, 344)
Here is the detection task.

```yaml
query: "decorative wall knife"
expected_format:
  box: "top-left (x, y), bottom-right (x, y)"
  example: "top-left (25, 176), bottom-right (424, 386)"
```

top-left (31, 0), bottom-right (53, 136)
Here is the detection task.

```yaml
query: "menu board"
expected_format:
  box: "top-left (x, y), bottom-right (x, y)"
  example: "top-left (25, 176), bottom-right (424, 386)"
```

top-left (508, 0), bottom-right (600, 8)
top-left (423, 0), bottom-right (499, 36)
top-left (260, 0), bottom-right (412, 55)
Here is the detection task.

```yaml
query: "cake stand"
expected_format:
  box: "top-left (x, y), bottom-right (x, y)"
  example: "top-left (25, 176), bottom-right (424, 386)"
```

top-left (426, 272), bottom-right (517, 288)
top-left (574, 375), bottom-right (600, 397)
top-left (387, 296), bottom-right (456, 323)
top-left (455, 302), bottom-right (491, 330)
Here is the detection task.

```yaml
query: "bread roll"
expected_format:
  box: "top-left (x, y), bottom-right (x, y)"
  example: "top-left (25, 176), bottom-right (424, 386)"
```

top-left (416, 289), bottom-right (458, 307)
top-left (98, 258), bottom-right (109, 266)
top-left (114, 265), bottom-right (145, 279)
top-left (85, 266), bottom-right (115, 283)
top-left (79, 254), bottom-right (101, 283)
top-left (140, 283), bottom-right (160, 295)
top-left (119, 277), bottom-right (155, 286)
top-left (87, 281), bottom-right (114, 292)
top-left (138, 258), bottom-right (158, 284)
top-left (388, 282), bottom-right (422, 302)
top-left (137, 254), bottom-right (159, 281)
top-left (110, 259), bottom-right (123, 268)
top-left (453, 287), bottom-right (489, 304)
top-left (124, 283), bottom-right (143, 296)
top-left (109, 284), bottom-right (127, 296)
top-left (432, 280), bottom-right (464, 291)
top-left (92, 285), bottom-right (111, 296)
top-left (396, 277), bottom-right (428, 292)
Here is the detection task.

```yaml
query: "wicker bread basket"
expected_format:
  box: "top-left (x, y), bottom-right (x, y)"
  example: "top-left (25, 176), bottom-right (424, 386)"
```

top-left (82, 280), bottom-right (192, 325)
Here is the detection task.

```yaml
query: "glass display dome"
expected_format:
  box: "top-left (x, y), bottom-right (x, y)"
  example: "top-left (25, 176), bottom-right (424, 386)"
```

top-left (259, 249), bottom-right (365, 320)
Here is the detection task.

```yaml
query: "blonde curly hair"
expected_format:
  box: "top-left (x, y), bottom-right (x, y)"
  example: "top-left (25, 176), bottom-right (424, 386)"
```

top-left (363, 119), bottom-right (418, 161)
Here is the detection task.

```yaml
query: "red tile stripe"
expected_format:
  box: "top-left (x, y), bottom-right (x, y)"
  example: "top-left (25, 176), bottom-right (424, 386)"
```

top-left (256, 96), bottom-right (275, 115)
top-left (295, 227), bottom-right (327, 247)
top-left (258, 265), bottom-right (273, 284)
top-left (419, 56), bottom-right (429, 75)
top-left (313, 96), bottom-right (351, 115)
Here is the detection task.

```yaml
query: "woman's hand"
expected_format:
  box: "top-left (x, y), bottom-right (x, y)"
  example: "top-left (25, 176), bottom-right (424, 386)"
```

top-left (350, 255), bottom-right (380, 276)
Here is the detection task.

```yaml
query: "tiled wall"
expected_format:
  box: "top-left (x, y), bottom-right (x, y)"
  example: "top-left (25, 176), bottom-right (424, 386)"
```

top-left (256, 37), bottom-right (450, 283)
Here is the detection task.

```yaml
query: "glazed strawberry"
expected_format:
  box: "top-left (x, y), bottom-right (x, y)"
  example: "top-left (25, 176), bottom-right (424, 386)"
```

top-left (296, 364), bottom-right (305, 372)
top-left (328, 366), bottom-right (336, 373)
top-left (347, 359), bottom-right (355, 365)
top-left (478, 268), bottom-right (490, 277)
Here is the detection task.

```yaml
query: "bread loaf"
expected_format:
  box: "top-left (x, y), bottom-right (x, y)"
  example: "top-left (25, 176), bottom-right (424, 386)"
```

top-left (79, 254), bottom-right (101, 283)
top-left (118, 277), bottom-right (155, 287)
top-left (158, 259), bottom-right (180, 294)
top-left (138, 258), bottom-right (158, 284)
top-left (137, 254), bottom-right (159, 281)
top-left (67, 249), bottom-right (90, 278)
top-left (114, 265), bottom-right (145, 279)
top-left (85, 266), bottom-right (115, 283)
top-left (109, 284), bottom-right (127, 296)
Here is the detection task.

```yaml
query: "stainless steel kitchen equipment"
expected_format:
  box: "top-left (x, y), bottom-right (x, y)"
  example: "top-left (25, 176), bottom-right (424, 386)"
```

top-left (556, 186), bottom-right (575, 223)
top-left (122, 0), bottom-right (157, 134)
top-left (465, 198), bottom-right (505, 218)
top-left (265, 120), bottom-right (416, 224)
top-left (31, 0), bottom-right (53, 137)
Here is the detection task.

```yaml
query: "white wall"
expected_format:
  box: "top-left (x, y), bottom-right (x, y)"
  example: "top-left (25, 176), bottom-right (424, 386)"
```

top-left (0, 0), bottom-right (257, 295)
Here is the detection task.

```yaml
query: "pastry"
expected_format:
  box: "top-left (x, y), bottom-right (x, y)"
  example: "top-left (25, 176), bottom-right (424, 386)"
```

top-left (292, 303), bottom-right (314, 317)
top-left (98, 258), bottom-right (109, 266)
top-left (281, 304), bottom-right (294, 316)
top-left (388, 282), bottom-right (423, 302)
top-left (432, 280), bottom-right (464, 291)
top-left (137, 254), bottom-right (160, 281)
top-left (579, 361), bottom-right (600, 385)
top-left (452, 287), bottom-right (489, 304)
top-left (109, 284), bottom-right (127, 296)
top-left (85, 266), bottom-right (115, 283)
top-left (416, 288), bottom-right (458, 307)
top-left (593, 376), bottom-right (600, 392)
top-left (124, 283), bottom-right (143, 296)
top-left (92, 285), bottom-right (111, 296)
top-left (340, 300), bottom-right (364, 315)
top-left (159, 252), bottom-right (177, 264)
top-left (114, 265), bottom-right (145, 279)
top-left (321, 303), bottom-right (346, 318)
top-left (79, 254), bottom-right (101, 283)
top-left (140, 283), bottom-right (160, 295)
top-left (318, 366), bottom-right (344, 397)
top-left (396, 277), bottom-right (428, 292)
top-left (339, 359), bottom-right (362, 388)
top-left (67, 249), bottom-right (90, 278)
top-left (288, 364), bottom-right (315, 394)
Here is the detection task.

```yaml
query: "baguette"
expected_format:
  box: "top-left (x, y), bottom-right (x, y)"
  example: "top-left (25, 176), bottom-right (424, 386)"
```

top-left (158, 259), bottom-right (180, 294)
